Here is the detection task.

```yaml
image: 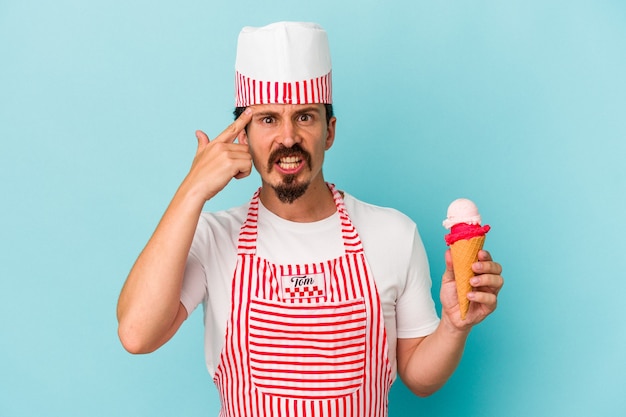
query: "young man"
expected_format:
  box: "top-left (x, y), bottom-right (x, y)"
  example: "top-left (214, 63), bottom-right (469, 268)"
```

top-left (117, 22), bottom-right (504, 416)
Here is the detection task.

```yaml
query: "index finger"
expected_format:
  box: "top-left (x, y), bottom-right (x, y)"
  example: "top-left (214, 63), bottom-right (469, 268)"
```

top-left (213, 108), bottom-right (253, 143)
top-left (442, 249), bottom-right (455, 281)
top-left (477, 249), bottom-right (492, 262)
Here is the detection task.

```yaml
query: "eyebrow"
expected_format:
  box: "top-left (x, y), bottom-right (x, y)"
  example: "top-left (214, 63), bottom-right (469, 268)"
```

top-left (294, 106), bottom-right (322, 114)
top-left (255, 106), bottom-right (322, 118)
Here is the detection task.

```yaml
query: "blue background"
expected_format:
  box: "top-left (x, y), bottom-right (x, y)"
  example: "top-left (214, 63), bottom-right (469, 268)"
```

top-left (1, 1), bottom-right (625, 416)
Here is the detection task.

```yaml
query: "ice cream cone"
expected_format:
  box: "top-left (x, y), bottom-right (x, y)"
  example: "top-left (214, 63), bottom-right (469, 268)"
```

top-left (449, 234), bottom-right (485, 320)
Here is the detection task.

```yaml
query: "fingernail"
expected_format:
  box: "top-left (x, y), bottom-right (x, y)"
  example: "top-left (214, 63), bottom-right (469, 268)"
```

top-left (470, 277), bottom-right (480, 286)
top-left (244, 108), bottom-right (252, 114)
top-left (473, 262), bottom-right (482, 271)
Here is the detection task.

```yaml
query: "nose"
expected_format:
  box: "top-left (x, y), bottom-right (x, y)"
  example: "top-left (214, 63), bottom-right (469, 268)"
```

top-left (278, 119), bottom-right (300, 148)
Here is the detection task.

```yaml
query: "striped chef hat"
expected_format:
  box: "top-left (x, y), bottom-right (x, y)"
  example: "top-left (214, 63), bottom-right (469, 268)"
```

top-left (235, 21), bottom-right (332, 107)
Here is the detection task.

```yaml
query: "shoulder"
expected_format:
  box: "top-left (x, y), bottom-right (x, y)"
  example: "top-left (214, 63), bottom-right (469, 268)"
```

top-left (342, 192), bottom-right (421, 262)
top-left (190, 203), bottom-right (248, 254)
top-left (198, 203), bottom-right (248, 231)
top-left (343, 192), bottom-right (417, 235)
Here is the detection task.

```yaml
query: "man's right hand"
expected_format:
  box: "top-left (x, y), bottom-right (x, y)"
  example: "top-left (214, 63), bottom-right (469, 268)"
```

top-left (183, 108), bottom-right (254, 202)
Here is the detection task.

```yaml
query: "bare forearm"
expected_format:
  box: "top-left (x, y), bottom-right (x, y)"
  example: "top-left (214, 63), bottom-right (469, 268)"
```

top-left (117, 182), bottom-right (204, 353)
top-left (117, 116), bottom-right (253, 353)
top-left (398, 316), bottom-right (470, 397)
top-left (399, 248), bottom-right (504, 396)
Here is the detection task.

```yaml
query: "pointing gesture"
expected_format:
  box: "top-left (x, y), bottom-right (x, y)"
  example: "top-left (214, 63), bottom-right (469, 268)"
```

top-left (183, 109), bottom-right (254, 203)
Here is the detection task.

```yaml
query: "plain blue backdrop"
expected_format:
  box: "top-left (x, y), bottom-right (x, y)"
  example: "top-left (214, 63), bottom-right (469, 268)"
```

top-left (1, 1), bottom-right (625, 416)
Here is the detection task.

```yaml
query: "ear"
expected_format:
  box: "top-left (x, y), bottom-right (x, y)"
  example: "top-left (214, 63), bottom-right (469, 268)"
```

top-left (325, 116), bottom-right (337, 150)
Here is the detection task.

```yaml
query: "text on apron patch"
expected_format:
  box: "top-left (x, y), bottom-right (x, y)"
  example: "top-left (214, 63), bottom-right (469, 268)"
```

top-left (281, 272), bottom-right (326, 300)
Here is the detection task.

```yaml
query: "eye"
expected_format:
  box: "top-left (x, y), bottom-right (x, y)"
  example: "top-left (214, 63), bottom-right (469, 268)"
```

top-left (298, 114), bottom-right (312, 122)
top-left (261, 116), bottom-right (274, 124)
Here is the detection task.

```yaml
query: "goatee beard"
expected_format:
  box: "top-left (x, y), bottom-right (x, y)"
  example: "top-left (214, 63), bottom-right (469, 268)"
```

top-left (268, 144), bottom-right (311, 204)
top-left (272, 175), bottom-right (310, 204)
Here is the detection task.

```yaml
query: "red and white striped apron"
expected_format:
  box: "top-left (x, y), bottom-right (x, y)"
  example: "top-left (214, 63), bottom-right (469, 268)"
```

top-left (214, 184), bottom-right (392, 417)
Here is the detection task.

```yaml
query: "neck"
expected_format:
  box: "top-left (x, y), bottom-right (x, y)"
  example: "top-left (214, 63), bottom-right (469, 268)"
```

top-left (259, 178), bottom-right (336, 222)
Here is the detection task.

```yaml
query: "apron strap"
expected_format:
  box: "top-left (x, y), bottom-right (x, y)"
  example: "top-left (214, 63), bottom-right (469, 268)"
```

top-left (330, 183), bottom-right (364, 254)
top-left (236, 189), bottom-right (261, 255)
top-left (236, 183), bottom-right (364, 255)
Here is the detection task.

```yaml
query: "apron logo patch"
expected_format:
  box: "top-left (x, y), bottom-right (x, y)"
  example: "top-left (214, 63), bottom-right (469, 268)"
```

top-left (281, 272), bottom-right (326, 300)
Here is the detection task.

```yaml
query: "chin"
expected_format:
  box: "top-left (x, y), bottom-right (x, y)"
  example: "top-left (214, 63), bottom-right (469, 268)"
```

top-left (272, 180), bottom-right (310, 204)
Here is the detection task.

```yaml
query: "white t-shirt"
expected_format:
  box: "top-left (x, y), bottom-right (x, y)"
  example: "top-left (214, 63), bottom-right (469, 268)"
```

top-left (181, 192), bottom-right (440, 381)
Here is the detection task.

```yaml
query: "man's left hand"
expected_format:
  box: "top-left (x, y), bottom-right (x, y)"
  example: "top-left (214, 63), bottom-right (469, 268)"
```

top-left (440, 249), bottom-right (504, 329)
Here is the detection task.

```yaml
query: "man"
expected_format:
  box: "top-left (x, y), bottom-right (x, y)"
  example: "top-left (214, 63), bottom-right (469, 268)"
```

top-left (117, 22), bottom-right (504, 416)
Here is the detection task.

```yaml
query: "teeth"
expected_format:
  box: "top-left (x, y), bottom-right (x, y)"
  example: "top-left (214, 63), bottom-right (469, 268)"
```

top-left (278, 156), bottom-right (301, 170)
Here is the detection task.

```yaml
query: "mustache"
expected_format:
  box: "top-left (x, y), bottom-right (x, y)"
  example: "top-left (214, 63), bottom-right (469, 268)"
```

top-left (267, 144), bottom-right (312, 173)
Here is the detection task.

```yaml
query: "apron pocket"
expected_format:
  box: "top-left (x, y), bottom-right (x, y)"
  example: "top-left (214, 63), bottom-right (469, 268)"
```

top-left (248, 297), bottom-right (367, 400)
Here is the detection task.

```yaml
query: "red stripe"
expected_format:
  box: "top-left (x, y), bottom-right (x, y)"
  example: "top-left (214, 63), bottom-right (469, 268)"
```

top-left (317, 77), bottom-right (322, 103)
top-left (251, 298), bottom-right (363, 310)
top-left (250, 349), bottom-right (363, 361)
top-left (250, 325), bottom-right (366, 337)
top-left (235, 256), bottom-right (247, 416)
top-left (329, 71), bottom-right (333, 103)
top-left (249, 339), bottom-right (365, 351)
top-left (324, 74), bottom-right (329, 102)
top-left (250, 357), bottom-right (364, 367)
top-left (249, 316), bottom-right (366, 330)
top-left (250, 360), bottom-right (364, 375)
top-left (313, 77), bottom-right (318, 102)
top-left (353, 253), bottom-right (376, 416)
top-left (295, 81), bottom-right (300, 104)
top-left (363, 256), bottom-right (379, 416)
top-left (252, 373), bottom-right (363, 384)
top-left (247, 76), bottom-right (252, 106)
top-left (251, 79), bottom-right (256, 105)
top-left (254, 382), bottom-right (362, 392)
top-left (238, 74), bottom-right (244, 107)
top-left (237, 73), bottom-right (243, 107)
top-left (326, 73), bottom-right (331, 102)
top-left (235, 73), bottom-right (240, 106)
top-left (259, 80), bottom-right (264, 104)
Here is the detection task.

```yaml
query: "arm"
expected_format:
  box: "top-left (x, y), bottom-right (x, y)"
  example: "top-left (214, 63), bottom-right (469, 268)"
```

top-left (116, 110), bottom-right (253, 354)
top-left (397, 249), bottom-right (504, 396)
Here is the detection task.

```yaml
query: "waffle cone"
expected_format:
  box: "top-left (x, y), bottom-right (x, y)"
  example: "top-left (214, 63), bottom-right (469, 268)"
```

top-left (449, 235), bottom-right (485, 320)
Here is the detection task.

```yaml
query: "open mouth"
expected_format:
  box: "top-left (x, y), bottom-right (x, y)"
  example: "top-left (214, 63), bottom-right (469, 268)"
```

top-left (268, 145), bottom-right (311, 174)
top-left (277, 156), bottom-right (302, 171)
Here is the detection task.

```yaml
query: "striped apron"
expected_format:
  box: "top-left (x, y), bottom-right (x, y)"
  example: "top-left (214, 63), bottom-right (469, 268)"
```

top-left (214, 184), bottom-right (392, 416)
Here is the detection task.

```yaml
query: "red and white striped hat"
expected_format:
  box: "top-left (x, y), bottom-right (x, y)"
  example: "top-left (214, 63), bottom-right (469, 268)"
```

top-left (235, 22), bottom-right (332, 107)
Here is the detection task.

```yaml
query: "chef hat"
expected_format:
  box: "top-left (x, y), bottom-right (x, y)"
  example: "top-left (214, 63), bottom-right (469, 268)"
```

top-left (235, 21), bottom-right (332, 107)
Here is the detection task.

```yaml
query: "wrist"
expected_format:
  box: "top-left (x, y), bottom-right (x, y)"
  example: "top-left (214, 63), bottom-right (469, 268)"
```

top-left (439, 313), bottom-right (471, 340)
top-left (177, 176), bottom-right (215, 207)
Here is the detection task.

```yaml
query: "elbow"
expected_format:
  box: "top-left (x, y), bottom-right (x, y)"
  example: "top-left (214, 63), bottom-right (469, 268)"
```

top-left (411, 387), bottom-right (439, 398)
top-left (117, 323), bottom-right (157, 355)
top-left (403, 383), bottom-right (442, 398)
top-left (398, 372), bottom-right (443, 398)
